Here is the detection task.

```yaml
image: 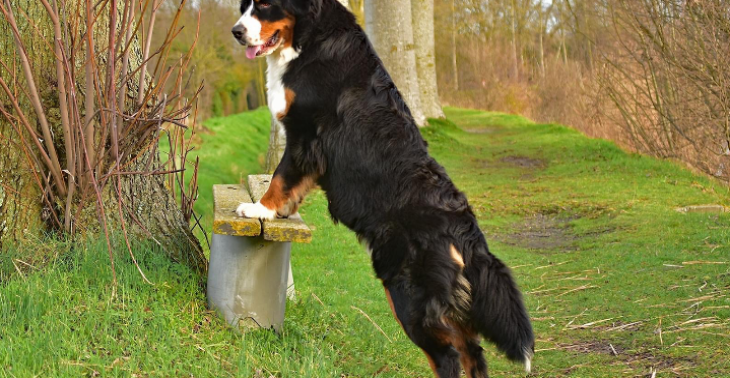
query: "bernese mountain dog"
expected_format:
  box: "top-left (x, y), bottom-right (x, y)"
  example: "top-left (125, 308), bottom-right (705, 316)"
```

top-left (231, 0), bottom-right (534, 376)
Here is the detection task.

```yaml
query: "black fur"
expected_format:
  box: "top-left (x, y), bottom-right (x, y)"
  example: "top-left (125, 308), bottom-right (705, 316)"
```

top-left (236, 0), bottom-right (534, 376)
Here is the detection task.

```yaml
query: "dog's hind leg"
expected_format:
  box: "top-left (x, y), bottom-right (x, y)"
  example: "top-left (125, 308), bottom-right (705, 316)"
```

top-left (384, 281), bottom-right (462, 378)
top-left (450, 325), bottom-right (488, 378)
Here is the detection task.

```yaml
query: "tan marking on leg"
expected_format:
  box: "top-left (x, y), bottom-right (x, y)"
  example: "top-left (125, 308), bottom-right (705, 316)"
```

top-left (259, 175), bottom-right (288, 210)
top-left (448, 320), bottom-right (483, 378)
top-left (386, 287), bottom-right (437, 376)
top-left (384, 288), bottom-right (405, 329)
top-left (260, 175), bottom-right (317, 217)
top-left (423, 352), bottom-right (439, 377)
top-left (276, 88), bottom-right (296, 120)
top-left (279, 175), bottom-right (316, 216)
top-left (450, 245), bottom-right (465, 268)
top-left (289, 175), bottom-right (315, 204)
top-left (453, 333), bottom-right (475, 378)
top-left (385, 286), bottom-right (448, 377)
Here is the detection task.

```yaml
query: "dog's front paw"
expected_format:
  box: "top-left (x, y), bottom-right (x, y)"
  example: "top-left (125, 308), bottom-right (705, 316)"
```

top-left (236, 202), bottom-right (277, 220)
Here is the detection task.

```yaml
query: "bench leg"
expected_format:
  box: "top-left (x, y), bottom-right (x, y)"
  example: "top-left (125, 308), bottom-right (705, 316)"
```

top-left (207, 233), bottom-right (292, 332)
top-left (287, 261), bottom-right (296, 301)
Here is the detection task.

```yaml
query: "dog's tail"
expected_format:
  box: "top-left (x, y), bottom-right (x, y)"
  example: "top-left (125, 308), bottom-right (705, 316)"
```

top-left (465, 244), bottom-right (534, 372)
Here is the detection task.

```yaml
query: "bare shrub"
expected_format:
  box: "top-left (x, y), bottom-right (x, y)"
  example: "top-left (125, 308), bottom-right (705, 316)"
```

top-left (439, 38), bottom-right (534, 115)
top-left (0, 1), bottom-right (206, 276)
top-left (602, 0), bottom-right (730, 181)
top-left (433, 0), bottom-right (729, 184)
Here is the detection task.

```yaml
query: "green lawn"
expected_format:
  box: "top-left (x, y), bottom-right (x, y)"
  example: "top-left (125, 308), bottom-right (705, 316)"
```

top-left (1, 107), bottom-right (729, 377)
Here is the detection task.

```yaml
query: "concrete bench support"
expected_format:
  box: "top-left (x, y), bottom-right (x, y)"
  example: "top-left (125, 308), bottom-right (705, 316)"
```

top-left (207, 175), bottom-right (312, 332)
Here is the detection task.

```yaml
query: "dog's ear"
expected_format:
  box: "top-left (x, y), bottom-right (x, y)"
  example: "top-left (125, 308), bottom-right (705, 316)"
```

top-left (285, 0), bottom-right (322, 17)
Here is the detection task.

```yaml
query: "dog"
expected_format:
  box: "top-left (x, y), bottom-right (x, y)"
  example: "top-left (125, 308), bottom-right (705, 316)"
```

top-left (231, 1), bottom-right (534, 376)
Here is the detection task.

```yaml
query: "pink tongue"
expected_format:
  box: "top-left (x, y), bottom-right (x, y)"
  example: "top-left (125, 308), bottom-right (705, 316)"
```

top-left (246, 46), bottom-right (261, 60)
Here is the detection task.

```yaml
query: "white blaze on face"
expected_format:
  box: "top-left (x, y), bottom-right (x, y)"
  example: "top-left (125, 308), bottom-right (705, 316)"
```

top-left (233, 2), bottom-right (263, 46)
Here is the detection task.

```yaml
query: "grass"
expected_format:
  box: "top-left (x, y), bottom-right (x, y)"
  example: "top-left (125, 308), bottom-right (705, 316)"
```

top-left (1, 107), bottom-right (729, 377)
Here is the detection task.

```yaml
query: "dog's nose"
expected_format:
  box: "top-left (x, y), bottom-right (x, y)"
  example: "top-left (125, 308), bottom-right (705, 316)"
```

top-left (232, 25), bottom-right (246, 40)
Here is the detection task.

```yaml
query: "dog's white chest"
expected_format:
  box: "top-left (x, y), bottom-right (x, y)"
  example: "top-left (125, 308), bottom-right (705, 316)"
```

top-left (266, 48), bottom-right (300, 120)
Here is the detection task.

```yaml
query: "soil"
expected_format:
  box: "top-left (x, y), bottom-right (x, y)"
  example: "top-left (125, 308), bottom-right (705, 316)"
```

top-left (463, 127), bottom-right (500, 134)
top-left (497, 213), bottom-right (578, 251)
top-left (558, 341), bottom-right (696, 375)
top-left (472, 155), bottom-right (547, 172)
top-left (500, 155), bottom-right (546, 169)
top-left (558, 341), bottom-right (625, 355)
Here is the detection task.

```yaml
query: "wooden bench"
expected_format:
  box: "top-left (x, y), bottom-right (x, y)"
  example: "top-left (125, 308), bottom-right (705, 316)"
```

top-left (207, 174), bottom-right (312, 332)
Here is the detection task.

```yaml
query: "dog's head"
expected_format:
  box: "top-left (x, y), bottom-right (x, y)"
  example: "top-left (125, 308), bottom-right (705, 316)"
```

top-left (232, 0), bottom-right (319, 59)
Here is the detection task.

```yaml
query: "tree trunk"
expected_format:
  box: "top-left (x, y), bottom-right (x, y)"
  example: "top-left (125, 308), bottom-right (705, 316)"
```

top-left (538, 2), bottom-right (546, 78)
top-left (265, 115), bottom-right (287, 174)
top-left (365, 0), bottom-right (427, 126)
top-left (349, 0), bottom-right (365, 25)
top-left (511, 0), bottom-right (520, 80)
top-left (0, 3), bottom-right (41, 245)
top-left (0, 1), bottom-right (205, 273)
top-left (411, 0), bottom-right (444, 119)
top-left (451, 0), bottom-right (459, 91)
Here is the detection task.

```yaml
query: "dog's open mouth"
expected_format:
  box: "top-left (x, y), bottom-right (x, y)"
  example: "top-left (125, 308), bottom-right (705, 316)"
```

top-left (246, 30), bottom-right (281, 59)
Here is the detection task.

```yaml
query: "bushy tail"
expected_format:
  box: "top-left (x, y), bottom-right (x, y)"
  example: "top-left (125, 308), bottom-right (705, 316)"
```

top-left (467, 250), bottom-right (534, 372)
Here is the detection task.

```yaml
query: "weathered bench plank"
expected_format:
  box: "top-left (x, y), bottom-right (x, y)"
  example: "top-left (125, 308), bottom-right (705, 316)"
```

top-left (248, 175), bottom-right (313, 243)
top-left (212, 185), bottom-right (261, 237)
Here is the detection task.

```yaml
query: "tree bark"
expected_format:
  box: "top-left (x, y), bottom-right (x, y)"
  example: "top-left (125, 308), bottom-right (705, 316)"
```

top-left (411, 0), bottom-right (444, 119)
top-left (365, 0), bottom-right (427, 126)
top-left (349, 0), bottom-right (364, 25)
top-left (0, 1), bottom-right (205, 273)
top-left (451, 0), bottom-right (459, 91)
top-left (511, 0), bottom-right (520, 80)
top-left (0, 1), bottom-right (54, 246)
top-left (265, 115), bottom-right (287, 174)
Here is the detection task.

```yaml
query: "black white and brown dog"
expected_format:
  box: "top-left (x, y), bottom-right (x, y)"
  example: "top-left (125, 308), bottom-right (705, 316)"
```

top-left (231, 0), bottom-right (534, 376)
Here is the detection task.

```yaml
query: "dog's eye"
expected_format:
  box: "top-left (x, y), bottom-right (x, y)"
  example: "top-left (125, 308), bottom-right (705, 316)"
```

top-left (258, 1), bottom-right (271, 8)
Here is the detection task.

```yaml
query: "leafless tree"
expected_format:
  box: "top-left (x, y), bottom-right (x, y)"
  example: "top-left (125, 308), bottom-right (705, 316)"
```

top-left (365, 0), bottom-right (428, 126)
top-left (602, 0), bottom-right (730, 179)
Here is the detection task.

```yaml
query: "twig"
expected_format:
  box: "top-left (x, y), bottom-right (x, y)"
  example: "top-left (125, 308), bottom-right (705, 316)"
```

top-left (526, 287), bottom-right (560, 295)
top-left (351, 306), bottom-right (392, 343)
top-left (0, 0), bottom-right (66, 194)
top-left (563, 308), bottom-right (588, 329)
top-left (312, 293), bottom-right (325, 307)
top-left (682, 261), bottom-right (728, 265)
top-left (606, 321), bottom-right (643, 332)
top-left (14, 259), bottom-right (37, 269)
top-left (566, 317), bottom-right (620, 330)
top-left (535, 260), bottom-right (572, 270)
top-left (114, 175), bottom-right (153, 285)
top-left (609, 343), bottom-right (618, 356)
top-left (137, 0), bottom-right (163, 106)
top-left (84, 0), bottom-right (97, 177)
top-left (658, 318), bottom-right (663, 345)
top-left (11, 260), bottom-right (25, 281)
top-left (556, 284), bottom-right (598, 297)
top-left (680, 294), bottom-right (725, 303)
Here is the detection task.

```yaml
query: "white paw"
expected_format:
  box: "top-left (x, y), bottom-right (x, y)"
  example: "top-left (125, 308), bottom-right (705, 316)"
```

top-left (236, 201), bottom-right (277, 220)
